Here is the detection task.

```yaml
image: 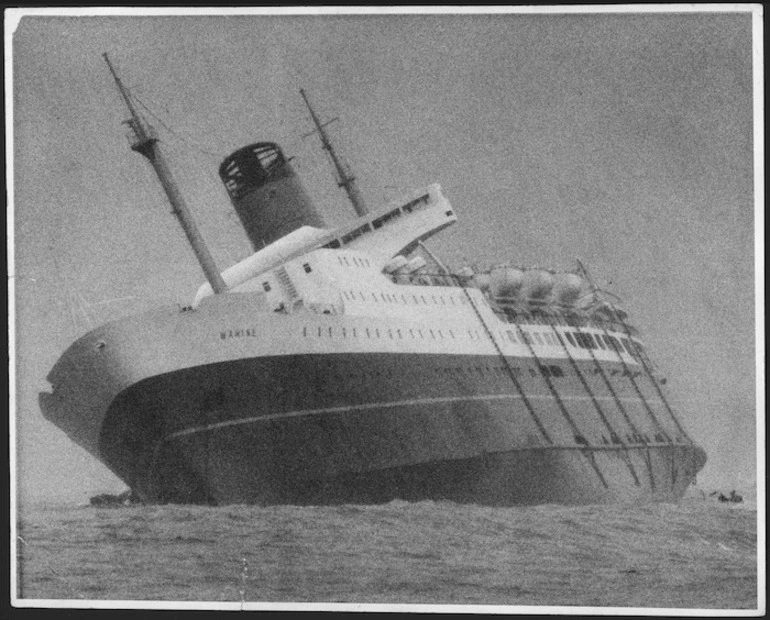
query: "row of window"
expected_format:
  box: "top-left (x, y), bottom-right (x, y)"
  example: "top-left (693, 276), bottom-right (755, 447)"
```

top-left (301, 323), bottom-right (643, 364)
top-left (302, 315), bottom-right (642, 362)
top-left (501, 326), bottom-right (642, 359)
top-left (336, 256), bottom-right (373, 269)
top-left (564, 330), bottom-right (644, 360)
top-left (304, 325), bottom-right (458, 341)
top-left (341, 289), bottom-right (469, 307)
top-left (320, 193), bottom-right (432, 249)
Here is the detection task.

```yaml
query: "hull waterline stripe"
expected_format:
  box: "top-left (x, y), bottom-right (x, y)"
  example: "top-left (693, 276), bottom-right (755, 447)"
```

top-left (163, 392), bottom-right (664, 442)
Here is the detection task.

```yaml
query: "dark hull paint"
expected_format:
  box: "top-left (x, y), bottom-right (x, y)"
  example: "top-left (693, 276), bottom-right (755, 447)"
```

top-left (98, 352), bottom-right (706, 505)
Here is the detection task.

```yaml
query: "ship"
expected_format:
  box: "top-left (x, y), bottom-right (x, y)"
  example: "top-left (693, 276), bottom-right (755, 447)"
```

top-left (38, 56), bottom-right (706, 506)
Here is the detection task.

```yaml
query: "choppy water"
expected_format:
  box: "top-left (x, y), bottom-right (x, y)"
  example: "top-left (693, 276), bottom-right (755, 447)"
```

top-left (15, 492), bottom-right (758, 611)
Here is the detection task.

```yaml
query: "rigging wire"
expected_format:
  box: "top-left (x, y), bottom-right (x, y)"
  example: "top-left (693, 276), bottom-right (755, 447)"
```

top-left (131, 92), bottom-right (225, 161)
top-left (127, 89), bottom-right (254, 265)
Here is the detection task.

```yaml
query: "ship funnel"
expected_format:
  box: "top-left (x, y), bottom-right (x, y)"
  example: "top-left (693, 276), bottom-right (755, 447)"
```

top-left (219, 142), bottom-right (325, 250)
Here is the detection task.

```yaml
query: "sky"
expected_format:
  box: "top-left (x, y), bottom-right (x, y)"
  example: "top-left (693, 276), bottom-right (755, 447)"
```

top-left (9, 8), bottom-right (762, 506)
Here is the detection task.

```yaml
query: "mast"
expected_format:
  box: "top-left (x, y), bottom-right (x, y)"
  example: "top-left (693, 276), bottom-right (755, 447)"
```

top-left (300, 89), bottom-right (368, 217)
top-left (102, 53), bottom-right (227, 295)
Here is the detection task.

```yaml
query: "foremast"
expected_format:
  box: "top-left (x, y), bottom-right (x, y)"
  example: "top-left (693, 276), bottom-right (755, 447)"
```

top-left (103, 53), bottom-right (227, 294)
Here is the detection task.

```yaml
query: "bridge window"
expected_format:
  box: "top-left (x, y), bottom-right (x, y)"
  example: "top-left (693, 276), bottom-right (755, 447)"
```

top-left (372, 208), bottom-right (402, 229)
top-left (402, 193), bottom-right (430, 213)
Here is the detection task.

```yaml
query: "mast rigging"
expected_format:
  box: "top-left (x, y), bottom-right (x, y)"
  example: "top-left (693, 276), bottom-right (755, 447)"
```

top-left (103, 53), bottom-right (227, 295)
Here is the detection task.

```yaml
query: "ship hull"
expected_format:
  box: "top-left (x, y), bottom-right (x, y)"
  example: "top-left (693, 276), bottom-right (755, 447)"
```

top-left (98, 352), bottom-right (705, 506)
top-left (39, 297), bottom-right (706, 506)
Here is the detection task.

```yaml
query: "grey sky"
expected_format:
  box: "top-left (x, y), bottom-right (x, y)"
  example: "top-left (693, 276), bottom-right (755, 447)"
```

top-left (11, 9), bottom-right (759, 504)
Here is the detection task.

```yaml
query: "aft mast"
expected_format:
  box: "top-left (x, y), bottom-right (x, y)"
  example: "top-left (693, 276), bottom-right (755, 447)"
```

top-left (300, 89), bottom-right (368, 217)
top-left (102, 53), bottom-right (228, 295)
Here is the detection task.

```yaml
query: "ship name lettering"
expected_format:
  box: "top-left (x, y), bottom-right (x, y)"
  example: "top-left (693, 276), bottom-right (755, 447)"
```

top-left (220, 328), bottom-right (259, 340)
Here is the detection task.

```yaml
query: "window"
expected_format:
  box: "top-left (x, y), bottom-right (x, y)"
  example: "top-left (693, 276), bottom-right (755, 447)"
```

top-left (507, 330), bottom-right (517, 343)
top-left (574, 332), bottom-right (596, 350)
top-left (262, 282), bottom-right (271, 292)
top-left (372, 208), bottom-right (402, 229)
top-left (533, 333), bottom-right (544, 346)
top-left (565, 332), bottom-right (576, 346)
top-left (342, 224), bottom-right (372, 244)
top-left (402, 193), bottom-right (430, 213)
top-left (621, 338), bottom-right (635, 356)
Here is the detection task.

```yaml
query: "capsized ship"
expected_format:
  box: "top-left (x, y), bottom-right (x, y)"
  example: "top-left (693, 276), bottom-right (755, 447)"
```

top-left (38, 57), bottom-right (706, 506)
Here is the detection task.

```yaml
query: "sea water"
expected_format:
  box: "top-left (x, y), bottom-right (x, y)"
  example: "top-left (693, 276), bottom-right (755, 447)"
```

top-left (14, 491), bottom-right (758, 611)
